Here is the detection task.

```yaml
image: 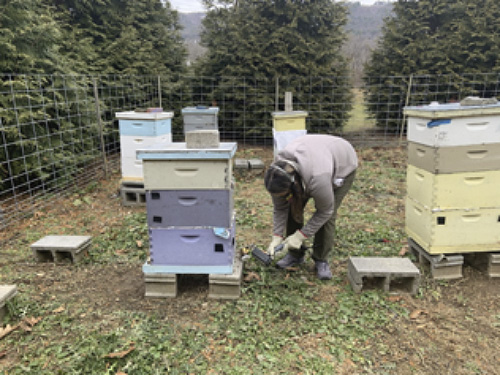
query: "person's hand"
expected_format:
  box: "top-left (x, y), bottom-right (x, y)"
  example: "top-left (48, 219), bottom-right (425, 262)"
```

top-left (282, 230), bottom-right (307, 251)
top-left (267, 235), bottom-right (283, 257)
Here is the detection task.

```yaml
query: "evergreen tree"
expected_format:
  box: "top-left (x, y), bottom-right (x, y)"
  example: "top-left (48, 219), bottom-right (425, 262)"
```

top-left (50, 0), bottom-right (187, 75)
top-left (195, 0), bottom-right (352, 138)
top-left (364, 0), bottom-right (500, 131)
top-left (0, 0), bottom-right (67, 73)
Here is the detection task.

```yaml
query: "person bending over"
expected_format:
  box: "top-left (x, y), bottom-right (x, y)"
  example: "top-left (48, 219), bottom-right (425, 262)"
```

top-left (264, 134), bottom-right (358, 280)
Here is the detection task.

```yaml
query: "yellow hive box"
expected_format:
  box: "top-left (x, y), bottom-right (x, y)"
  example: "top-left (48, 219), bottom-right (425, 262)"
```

top-left (272, 111), bottom-right (308, 131)
top-left (405, 197), bottom-right (500, 254)
top-left (406, 165), bottom-right (500, 210)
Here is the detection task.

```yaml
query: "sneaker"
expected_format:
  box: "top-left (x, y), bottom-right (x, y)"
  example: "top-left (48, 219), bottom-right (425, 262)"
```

top-left (315, 261), bottom-right (332, 280)
top-left (276, 253), bottom-right (305, 269)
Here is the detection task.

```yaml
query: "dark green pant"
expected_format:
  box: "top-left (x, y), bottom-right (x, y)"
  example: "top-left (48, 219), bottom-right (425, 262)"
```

top-left (286, 170), bottom-right (356, 261)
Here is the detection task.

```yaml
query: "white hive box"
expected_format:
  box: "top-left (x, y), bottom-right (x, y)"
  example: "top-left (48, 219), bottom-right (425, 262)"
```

top-left (404, 102), bottom-right (500, 147)
top-left (120, 134), bottom-right (172, 179)
top-left (116, 111), bottom-right (174, 180)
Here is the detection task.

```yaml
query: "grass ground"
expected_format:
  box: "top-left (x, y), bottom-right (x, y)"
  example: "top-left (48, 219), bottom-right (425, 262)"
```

top-left (0, 146), bottom-right (499, 374)
top-left (345, 89), bottom-right (376, 132)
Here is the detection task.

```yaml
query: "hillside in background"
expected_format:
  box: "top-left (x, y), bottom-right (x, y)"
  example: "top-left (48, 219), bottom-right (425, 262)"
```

top-left (179, 2), bottom-right (393, 73)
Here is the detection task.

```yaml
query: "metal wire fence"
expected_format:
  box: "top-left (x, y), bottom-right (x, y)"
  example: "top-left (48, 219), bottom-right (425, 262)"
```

top-left (2, 72), bottom-right (500, 232)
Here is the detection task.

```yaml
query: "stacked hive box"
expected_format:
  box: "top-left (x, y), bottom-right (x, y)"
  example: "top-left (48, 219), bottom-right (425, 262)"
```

top-left (137, 140), bottom-right (240, 298)
top-left (403, 100), bottom-right (500, 276)
top-left (115, 111), bottom-right (174, 205)
top-left (272, 111), bottom-right (308, 156)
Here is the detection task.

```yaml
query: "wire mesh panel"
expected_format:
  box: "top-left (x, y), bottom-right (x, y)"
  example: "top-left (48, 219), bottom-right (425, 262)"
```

top-left (2, 72), bottom-right (500, 232)
top-left (0, 74), bottom-right (159, 229)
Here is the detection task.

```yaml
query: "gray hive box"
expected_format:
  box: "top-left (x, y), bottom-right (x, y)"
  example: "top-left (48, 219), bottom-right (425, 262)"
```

top-left (31, 235), bottom-right (92, 263)
top-left (181, 106), bottom-right (219, 133)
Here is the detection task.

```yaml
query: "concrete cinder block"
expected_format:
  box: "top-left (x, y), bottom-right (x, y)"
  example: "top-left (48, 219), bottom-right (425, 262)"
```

top-left (185, 130), bottom-right (220, 149)
top-left (120, 180), bottom-right (146, 207)
top-left (234, 159), bottom-right (249, 170)
top-left (208, 255), bottom-right (243, 300)
top-left (0, 285), bottom-right (17, 321)
top-left (144, 272), bottom-right (178, 298)
top-left (465, 252), bottom-right (500, 278)
top-left (31, 235), bottom-right (92, 263)
top-left (408, 238), bottom-right (464, 280)
top-left (348, 257), bottom-right (420, 295)
top-left (248, 159), bottom-right (265, 170)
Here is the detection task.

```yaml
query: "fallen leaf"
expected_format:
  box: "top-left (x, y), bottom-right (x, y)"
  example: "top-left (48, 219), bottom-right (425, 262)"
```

top-left (364, 228), bottom-right (375, 233)
top-left (24, 317), bottom-right (42, 327)
top-left (136, 240), bottom-right (143, 248)
top-left (304, 279), bottom-right (315, 286)
top-left (398, 246), bottom-right (408, 256)
top-left (0, 324), bottom-right (19, 340)
top-left (19, 322), bottom-right (32, 333)
top-left (387, 295), bottom-right (402, 302)
top-left (52, 306), bottom-right (65, 314)
top-left (116, 372), bottom-right (128, 375)
top-left (105, 344), bottom-right (135, 359)
top-left (244, 272), bottom-right (260, 282)
top-left (409, 309), bottom-right (427, 320)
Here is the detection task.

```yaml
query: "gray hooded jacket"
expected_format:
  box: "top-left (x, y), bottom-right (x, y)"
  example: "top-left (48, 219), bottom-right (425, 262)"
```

top-left (272, 134), bottom-right (358, 238)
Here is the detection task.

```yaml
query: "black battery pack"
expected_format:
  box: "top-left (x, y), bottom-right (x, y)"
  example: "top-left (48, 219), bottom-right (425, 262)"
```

top-left (251, 246), bottom-right (272, 266)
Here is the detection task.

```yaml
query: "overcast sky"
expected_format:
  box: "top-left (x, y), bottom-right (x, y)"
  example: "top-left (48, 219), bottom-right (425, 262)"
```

top-left (169, 0), bottom-right (394, 13)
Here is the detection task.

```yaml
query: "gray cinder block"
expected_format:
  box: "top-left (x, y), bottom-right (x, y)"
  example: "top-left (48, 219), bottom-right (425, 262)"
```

top-left (0, 285), bottom-right (17, 321)
top-left (348, 256), bottom-right (420, 295)
top-left (408, 238), bottom-right (464, 280)
top-left (208, 255), bottom-right (243, 300)
top-left (464, 252), bottom-right (500, 278)
top-left (234, 159), bottom-right (249, 170)
top-left (144, 272), bottom-right (178, 298)
top-left (185, 130), bottom-right (220, 149)
top-left (120, 180), bottom-right (146, 207)
top-left (31, 235), bottom-right (92, 263)
top-left (248, 159), bottom-right (265, 170)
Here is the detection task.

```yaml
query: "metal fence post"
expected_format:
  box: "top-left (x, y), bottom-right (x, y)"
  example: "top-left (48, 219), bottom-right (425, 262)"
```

top-left (93, 77), bottom-right (109, 179)
top-left (399, 74), bottom-right (413, 145)
top-left (158, 75), bottom-right (162, 109)
top-left (275, 76), bottom-right (279, 112)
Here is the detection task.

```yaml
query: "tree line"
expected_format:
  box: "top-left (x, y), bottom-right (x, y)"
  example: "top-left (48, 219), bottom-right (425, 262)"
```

top-left (2, 0), bottom-right (500, 192)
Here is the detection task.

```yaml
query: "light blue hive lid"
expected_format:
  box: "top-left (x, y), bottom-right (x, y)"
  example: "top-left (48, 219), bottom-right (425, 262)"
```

top-left (115, 111), bottom-right (174, 120)
top-left (136, 141), bottom-right (237, 160)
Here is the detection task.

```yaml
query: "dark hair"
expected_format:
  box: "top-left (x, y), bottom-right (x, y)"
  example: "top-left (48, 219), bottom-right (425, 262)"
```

top-left (264, 160), bottom-right (295, 194)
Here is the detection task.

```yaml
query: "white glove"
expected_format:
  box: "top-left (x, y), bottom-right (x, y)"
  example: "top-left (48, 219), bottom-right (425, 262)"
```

top-left (267, 235), bottom-right (283, 257)
top-left (282, 230), bottom-right (307, 251)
